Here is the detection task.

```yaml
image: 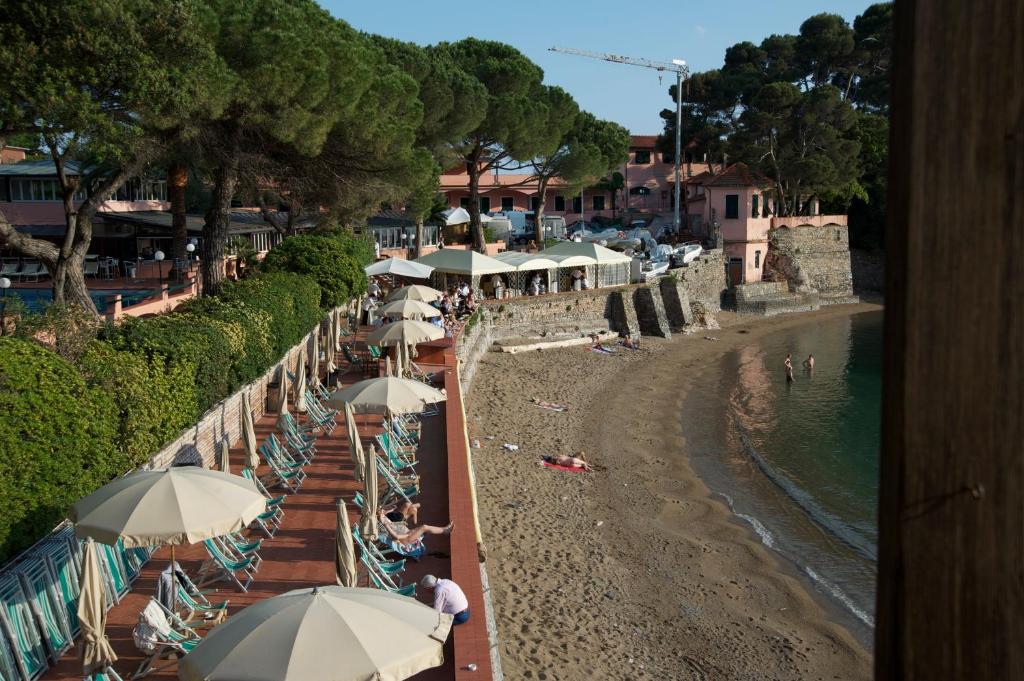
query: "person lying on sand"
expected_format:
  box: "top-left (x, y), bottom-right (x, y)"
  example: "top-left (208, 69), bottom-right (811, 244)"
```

top-left (621, 334), bottom-right (639, 350)
top-left (540, 453), bottom-right (592, 471)
top-left (531, 397), bottom-right (568, 411)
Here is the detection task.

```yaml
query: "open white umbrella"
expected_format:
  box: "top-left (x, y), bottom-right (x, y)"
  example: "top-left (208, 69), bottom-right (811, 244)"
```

top-left (71, 468), bottom-right (267, 547)
top-left (334, 500), bottom-right (357, 588)
top-left (241, 391), bottom-right (260, 470)
top-left (178, 586), bottom-right (452, 681)
top-left (364, 257), bottom-right (435, 279)
top-left (378, 298), bottom-right (441, 320)
top-left (367, 319), bottom-right (444, 348)
top-left (78, 539), bottom-right (117, 676)
top-left (387, 284), bottom-right (443, 303)
top-left (328, 377), bottom-right (446, 414)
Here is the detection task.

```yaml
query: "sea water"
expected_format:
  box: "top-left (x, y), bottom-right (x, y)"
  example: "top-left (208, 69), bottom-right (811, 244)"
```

top-left (682, 311), bottom-right (882, 643)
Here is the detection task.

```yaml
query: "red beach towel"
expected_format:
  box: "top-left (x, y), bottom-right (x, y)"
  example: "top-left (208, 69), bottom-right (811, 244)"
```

top-left (542, 461), bottom-right (588, 473)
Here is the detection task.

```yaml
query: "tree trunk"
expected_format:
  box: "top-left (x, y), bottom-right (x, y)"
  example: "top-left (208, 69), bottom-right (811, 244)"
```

top-left (58, 256), bottom-right (96, 313)
top-left (201, 153), bottom-right (240, 297)
top-left (467, 148), bottom-right (485, 253)
top-left (168, 162), bottom-right (189, 261)
top-left (535, 178), bottom-right (548, 245)
top-left (415, 217), bottom-right (424, 259)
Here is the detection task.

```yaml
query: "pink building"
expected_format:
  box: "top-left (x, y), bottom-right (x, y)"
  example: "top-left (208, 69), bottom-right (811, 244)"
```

top-left (438, 135), bottom-right (711, 226)
top-left (0, 146), bottom-right (28, 165)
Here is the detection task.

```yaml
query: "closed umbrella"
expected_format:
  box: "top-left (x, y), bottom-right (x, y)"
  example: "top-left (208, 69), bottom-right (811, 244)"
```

top-left (384, 355), bottom-right (393, 377)
top-left (78, 539), bottom-right (117, 676)
top-left (220, 438), bottom-right (231, 475)
top-left (387, 284), bottom-right (443, 303)
top-left (378, 299), bottom-right (441, 320)
top-left (328, 377), bottom-right (446, 414)
top-left (324, 314), bottom-right (337, 375)
top-left (178, 586), bottom-right (452, 681)
top-left (294, 357), bottom-right (307, 413)
top-left (345, 402), bottom-right (365, 483)
top-left (276, 363), bottom-right (289, 418)
top-left (359, 444), bottom-right (378, 541)
top-left (334, 500), bottom-right (357, 588)
top-left (309, 332), bottom-right (319, 389)
top-left (242, 391), bottom-right (260, 470)
top-left (366, 320), bottom-right (444, 348)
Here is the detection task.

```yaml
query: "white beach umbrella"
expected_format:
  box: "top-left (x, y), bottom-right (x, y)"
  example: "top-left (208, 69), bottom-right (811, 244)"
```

top-left (367, 319), bottom-right (444, 348)
top-left (71, 468), bottom-right (266, 548)
top-left (364, 257), bottom-right (434, 279)
top-left (387, 284), bottom-right (444, 303)
top-left (178, 586), bottom-right (452, 681)
top-left (378, 298), bottom-right (441, 320)
top-left (328, 376), bottom-right (446, 414)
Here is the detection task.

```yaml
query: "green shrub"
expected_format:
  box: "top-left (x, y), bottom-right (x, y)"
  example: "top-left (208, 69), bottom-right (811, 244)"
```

top-left (261, 234), bottom-right (368, 307)
top-left (78, 342), bottom-right (195, 467)
top-left (0, 338), bottom-right (118, 561)
top-left (178, 295), bottom-right (275, 386)
top-left (218, 273), bottom-right (322, 355)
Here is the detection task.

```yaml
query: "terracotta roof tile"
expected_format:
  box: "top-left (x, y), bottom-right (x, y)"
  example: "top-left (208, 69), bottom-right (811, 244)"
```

top-left (704, 162), bottom-right (772, 188)
top-left (630, 135), bottom-right (659, 148)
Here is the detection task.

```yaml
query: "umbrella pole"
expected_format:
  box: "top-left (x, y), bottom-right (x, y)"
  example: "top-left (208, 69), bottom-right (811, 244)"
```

top-left (170, 545), bottom-right (177, 611)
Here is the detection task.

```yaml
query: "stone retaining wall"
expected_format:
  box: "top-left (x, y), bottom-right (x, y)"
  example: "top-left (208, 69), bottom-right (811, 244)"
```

top-left (770, 225), bottom-right (856, 300)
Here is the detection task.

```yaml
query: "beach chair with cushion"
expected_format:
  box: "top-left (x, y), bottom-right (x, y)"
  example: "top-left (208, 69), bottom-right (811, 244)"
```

top-left (197, 540), bottom-right (255, 593)
top-left (131, 599), bottom-right (200, 679)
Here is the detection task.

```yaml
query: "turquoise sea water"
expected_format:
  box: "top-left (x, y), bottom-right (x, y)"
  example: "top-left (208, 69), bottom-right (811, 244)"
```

top-left (682, 311), bottom-right (882, 640)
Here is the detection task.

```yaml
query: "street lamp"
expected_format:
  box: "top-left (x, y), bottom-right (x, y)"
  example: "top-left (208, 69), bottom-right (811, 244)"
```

top-left (671, 59), bottom-right (687, 236)
top-left (0, 276), bottom-right (10, 336)
top-left (154, 250), bottom-right (165, 288)
top-left (186, 242), bottom-right (196, 261)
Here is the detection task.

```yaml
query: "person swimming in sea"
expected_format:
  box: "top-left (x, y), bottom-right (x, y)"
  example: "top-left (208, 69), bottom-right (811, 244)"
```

top-left (785, 353), bottom-right (796, 382)
top-left (803, 353), bottom-right (815, 371)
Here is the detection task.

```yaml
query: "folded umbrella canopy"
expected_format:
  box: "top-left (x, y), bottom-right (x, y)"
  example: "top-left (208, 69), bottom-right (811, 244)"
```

top-left (367, 319), bottom-right (444, 348)
top-left (71, 467), bottom-right (267, 547)
top-left (178, 586), bottom-right (452, 681)
top-left (378, 298), bottom-right (442, 320)
top-left (78, 539), bottom-right (117, 676)
top-left (241, 390), bottom-right (260, 470)
top-left (328, 376), bottom-right (446, 415)
top-left (387, 284), bottom-right (443, 303)
top-left (364, 257), bottom-right (435, 279)
top-left (334, 500), bottom-right (357, 588)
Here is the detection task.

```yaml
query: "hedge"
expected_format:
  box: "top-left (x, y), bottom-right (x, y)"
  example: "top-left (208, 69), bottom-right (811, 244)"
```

top-left (0, 270), bottom-right (326, 562)
top-left (0, 339), bottom-right (120, 560)
top-left (260, 232), bottom-right (371, 308)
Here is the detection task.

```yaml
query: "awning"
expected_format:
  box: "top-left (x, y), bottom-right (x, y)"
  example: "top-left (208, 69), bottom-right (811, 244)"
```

top-left (542, 241), bottom-right (632, 264)
top-left (413, 248), bottom-right (514, 276)
top-left (493, 252), bottom-right (561, 271)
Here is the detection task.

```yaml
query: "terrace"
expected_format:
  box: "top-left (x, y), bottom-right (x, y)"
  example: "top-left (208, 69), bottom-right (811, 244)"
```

top-left (21, 328), bottom-right (491, 681)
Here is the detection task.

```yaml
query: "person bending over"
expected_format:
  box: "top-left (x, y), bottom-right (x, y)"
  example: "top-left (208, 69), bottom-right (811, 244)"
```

top-left (421, 574), bottom-right (470, 625)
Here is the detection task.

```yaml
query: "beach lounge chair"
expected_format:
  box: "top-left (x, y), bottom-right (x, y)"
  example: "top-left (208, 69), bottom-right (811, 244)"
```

top-left (267, 432), bottom-right (312, 467)
top-left (171, 570), bottom-right (228, 627)
top-left (367, 345), bottom-right (383, 360)
top-left (260, 440), bottom-right (304, 472)
top-left (241, 468), bottom-right (286, 510)
top-left (213, 535), bottom-right (263, 572)
top-left (304, 391), bottom-right (338, 432)
top-left (131, 599), bottom-right (200, 679)
top-left (13, 560), bottom-right (75, 663)
top-left (376, 432), bottom-right (417, 471)
top-left (341, 344), bottom-right (369, 376)
top-left (197, 540), bottom-right (255, 593)
top-left (376, 457), bottom-right (418, 505)
top-left (361, 554), bottom-right (416, 597)
top-left (259, 444), bottom-right (304, 493)
top-left (15, 262), bottom-right (46, 282)
top-left (279, 412), bottom-right (318, 444)
top-left (84, 260), bottom-right (100, 278)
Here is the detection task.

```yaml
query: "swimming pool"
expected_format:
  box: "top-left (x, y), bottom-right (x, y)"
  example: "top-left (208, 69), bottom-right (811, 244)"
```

top-left (8, 288), bottom-right (155, 313)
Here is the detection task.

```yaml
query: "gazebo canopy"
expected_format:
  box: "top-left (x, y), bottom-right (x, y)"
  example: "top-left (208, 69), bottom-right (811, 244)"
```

top-left (542, 240), bottom-right (632, 264)
top-left (440, 207), bottom-right (491, 226)
top-left (493, 252), bottom-right (562, 271)
top-left (364, 258), bottom-right (434, 279)
top-left (413, 248), bottom-right (514, 276)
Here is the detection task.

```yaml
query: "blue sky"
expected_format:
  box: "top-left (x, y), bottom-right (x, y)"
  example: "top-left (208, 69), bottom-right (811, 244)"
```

top-left (322, 0), bottom-right (874, 134)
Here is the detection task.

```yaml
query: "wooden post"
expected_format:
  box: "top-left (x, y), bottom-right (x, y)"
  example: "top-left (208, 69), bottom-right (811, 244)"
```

top-left (877, 1), bottom-right (1024, 679)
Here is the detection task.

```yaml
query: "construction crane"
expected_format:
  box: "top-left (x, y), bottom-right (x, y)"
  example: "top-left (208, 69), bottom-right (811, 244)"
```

top-left (550, 46), bottom-right (689, 234)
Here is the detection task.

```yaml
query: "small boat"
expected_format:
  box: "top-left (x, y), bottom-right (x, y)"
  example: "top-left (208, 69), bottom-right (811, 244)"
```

top-left (641, 257), bottom-right (670, 280)
top-left (673, 242), bottom-right (703, 265)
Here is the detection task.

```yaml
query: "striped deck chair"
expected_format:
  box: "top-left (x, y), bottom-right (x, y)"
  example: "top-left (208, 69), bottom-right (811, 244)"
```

top-left (131, 599), bottom-right (200, 678)
top-left (197, 541), bottom-right (256, 593)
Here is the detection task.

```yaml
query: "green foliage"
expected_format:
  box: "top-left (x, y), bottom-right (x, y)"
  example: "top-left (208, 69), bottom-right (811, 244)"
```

top-left (261, 234), bottom-right (368, 308)
top-left (0, 339), bottom-right (118, 561)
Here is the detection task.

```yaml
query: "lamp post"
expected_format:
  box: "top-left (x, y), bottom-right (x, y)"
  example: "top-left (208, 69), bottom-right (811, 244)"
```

top-left (0, 276), bottom-right (10, 336)
top-left (186, 242), bottom-right (196, 261)
top-left (154, 250), bottom-right (165, 288)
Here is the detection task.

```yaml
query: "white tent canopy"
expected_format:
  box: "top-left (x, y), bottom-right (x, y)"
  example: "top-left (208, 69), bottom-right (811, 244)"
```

top-left (493, 252), bottom-right (562, 271)
top-left (413, 248), bottom-right (514, 276)
top-left (440, 207), bottom-right (491, 226)
top-left (364, 258), bottom-right (434, 279)
top-left (542, 240), bottom-right (632, 264)
top-left (547, 253), bottom-right (598, 268)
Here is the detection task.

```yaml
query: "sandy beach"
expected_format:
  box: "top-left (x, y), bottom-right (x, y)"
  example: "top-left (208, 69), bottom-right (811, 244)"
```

top-left (466, 303), bottom-right (881, 680)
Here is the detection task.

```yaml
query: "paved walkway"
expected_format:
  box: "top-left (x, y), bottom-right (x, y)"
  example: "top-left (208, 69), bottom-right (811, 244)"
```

top-left (42, 352), bottom-right (462, 679)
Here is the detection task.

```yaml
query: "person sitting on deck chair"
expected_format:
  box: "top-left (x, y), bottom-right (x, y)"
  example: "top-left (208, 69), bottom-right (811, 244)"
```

top-left (421, 574), bottom-right (470, 625)
top-left (379, 512), bottom-right (453, 553)
top-left (381, 500), bottom-right (421, 525)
